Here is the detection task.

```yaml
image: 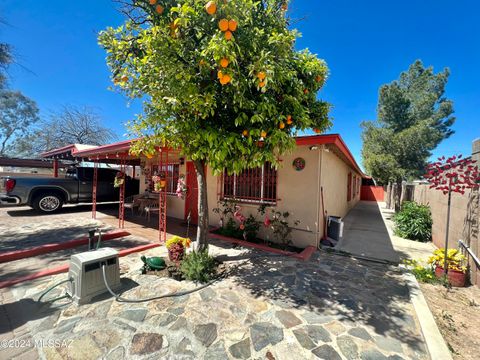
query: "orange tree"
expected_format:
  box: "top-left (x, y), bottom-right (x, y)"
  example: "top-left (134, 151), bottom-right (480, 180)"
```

top-left (99, 0), bottom-right (330, 249)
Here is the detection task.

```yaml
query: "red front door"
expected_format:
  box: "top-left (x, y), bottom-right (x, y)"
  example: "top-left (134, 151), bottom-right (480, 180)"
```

top-left (185, 162), bottom-right (199, 225)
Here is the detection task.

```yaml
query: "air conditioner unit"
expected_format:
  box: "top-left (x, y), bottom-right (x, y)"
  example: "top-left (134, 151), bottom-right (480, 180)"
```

top-left (327, 215), bottom-right (344, 242)
top-left (67, 247), bottom-right (121, 304)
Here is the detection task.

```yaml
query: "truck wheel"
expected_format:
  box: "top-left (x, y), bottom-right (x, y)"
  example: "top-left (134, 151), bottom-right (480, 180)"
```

top-left (32, 193), bottom-right (64, 213)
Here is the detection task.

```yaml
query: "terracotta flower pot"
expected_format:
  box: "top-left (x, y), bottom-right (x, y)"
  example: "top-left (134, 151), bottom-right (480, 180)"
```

top-left (435, 266), bottom-right (467, 287)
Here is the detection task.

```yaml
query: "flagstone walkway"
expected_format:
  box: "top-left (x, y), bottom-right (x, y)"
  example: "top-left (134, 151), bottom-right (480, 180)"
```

top-left (2, 241), bottom-right (429, 360)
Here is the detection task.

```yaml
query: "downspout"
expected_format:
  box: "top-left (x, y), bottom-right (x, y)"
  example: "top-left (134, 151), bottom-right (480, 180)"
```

top-left (315, 146), bottom-right (324, 249)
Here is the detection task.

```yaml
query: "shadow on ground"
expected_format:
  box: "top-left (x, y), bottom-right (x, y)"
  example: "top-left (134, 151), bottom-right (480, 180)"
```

top-left (218, 244), bottom-right (425, 353)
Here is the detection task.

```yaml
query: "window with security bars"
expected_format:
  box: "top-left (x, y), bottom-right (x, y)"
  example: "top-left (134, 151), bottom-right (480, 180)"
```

top-left (222, 162), bottom-right (277, 204)
top-left (150, 164), bottom-right (180, 195)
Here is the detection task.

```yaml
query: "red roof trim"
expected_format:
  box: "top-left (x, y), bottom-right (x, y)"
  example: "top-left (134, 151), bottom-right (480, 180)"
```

top-left (295, 134), bottom-right (365, 177)
top-left (41, 144), bottom-right (79, 157)
top-left (73, 139), bottom-right (134, 157)
top-left (40, 134), bottom-right (364, 177)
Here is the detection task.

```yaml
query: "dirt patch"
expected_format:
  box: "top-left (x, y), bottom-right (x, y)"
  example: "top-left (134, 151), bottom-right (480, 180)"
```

top-left (420, 283), bottom-right (480, 359)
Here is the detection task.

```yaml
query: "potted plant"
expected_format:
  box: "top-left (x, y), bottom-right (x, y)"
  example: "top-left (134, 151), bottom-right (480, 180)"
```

top-left (428, 248), bottom-right (468, 287)
top-left (176, 174), bottom-right (187, 199)
top-left (114, 172), bottom-right (125, 188)
top-left (165, 236), bottom-right (191, 263)
top-left (152, 172), bottom-right (167, 192)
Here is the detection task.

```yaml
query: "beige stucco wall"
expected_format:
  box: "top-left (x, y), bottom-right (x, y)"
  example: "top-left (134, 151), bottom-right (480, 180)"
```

top-left (319, 149), bottom-right (361, 237)
top-left (207, 145), bottom-right (362, 249)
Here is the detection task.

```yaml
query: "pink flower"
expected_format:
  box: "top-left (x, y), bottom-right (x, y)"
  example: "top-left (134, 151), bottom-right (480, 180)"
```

top-left (264, 215), bottom-right (271, 227)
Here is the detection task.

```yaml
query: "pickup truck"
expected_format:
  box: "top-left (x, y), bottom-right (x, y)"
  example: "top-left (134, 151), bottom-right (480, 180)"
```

top-left (0, 167), bottom-right (139, 213)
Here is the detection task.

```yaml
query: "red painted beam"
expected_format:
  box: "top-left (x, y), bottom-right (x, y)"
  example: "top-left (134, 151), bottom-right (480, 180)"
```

top-left (0, 230), bottom-right (130, 264)
top-left (0, 243), bottom-right (160, 289)
top-left (209, 229), bottom-right (316, 261)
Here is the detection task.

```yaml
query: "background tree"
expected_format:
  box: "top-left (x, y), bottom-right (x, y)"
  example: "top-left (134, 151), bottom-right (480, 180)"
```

top-left (12, 105), bottom-right (116, 156)
top-left (0, 90), bottom-right (39, 156)
top-left (361, 60), bottom-right (455, 185)
top-left (0, 19), bottom-right (40, 157)
top-left (0, 43), bottom-right (12, 89)
top-left (99, 0), bottom-right (331, 249)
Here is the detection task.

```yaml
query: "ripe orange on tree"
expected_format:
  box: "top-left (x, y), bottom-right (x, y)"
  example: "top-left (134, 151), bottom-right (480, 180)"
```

top-left (220, 58), bottom-right (229, 68)
top-left (286, 115), bottom-right (293, 125)
top-left (258, 81), bottom-right (266, 88)
top-left (217, 70), bottom-right (224, 79)
top-left (224, 31), bottom-right (233, 41)
top-left (257, 71), bottom-right (266, 80)
top-left (314, 128), bottom-right (321, 134)
top-left (228, 19), bottom-right (238, 32)
top-left (242, 130), bottom-right (249, 137)
top-left (261, 130), bottom-right (267, 138)
top-left (315, 75), bottom-right (323, 83)
top-left (205, 1), bottom-right (217, 15)
top-left (155, 5), bottom-right (164, 14)
top-left (279, 121), bottom-right (285, 129)
top-left (219, 19), bottom-right (229, 32)
top-left (149, 0), bottom-right (157, 4)
top-left (220, 74), bottom-right (231, 85)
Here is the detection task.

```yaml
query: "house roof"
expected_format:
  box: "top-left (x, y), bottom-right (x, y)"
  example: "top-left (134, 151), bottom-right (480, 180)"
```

top-left (40, 134), bottom-right (364, 177)
top-left (295, 134), bottom-right (365, 177)
top-left (0, 157), bottom-right (64, 169)
top-left (41, 144), bottom-right (98, 158)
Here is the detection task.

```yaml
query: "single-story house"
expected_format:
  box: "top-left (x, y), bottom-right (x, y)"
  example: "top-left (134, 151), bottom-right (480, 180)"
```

top-left (42, 134), bottom-right (365, 249)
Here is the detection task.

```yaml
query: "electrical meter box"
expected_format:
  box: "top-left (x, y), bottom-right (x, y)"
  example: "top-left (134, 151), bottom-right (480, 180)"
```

top-left (67, 247), bottom-right (120, 304)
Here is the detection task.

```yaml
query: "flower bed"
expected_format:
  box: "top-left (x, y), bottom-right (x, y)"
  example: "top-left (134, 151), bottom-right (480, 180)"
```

top-left (209, 227), bottom-right (316, 261)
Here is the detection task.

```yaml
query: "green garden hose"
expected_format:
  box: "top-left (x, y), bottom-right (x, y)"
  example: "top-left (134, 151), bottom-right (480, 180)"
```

top-left (37, 278), bottom-right (73, 303)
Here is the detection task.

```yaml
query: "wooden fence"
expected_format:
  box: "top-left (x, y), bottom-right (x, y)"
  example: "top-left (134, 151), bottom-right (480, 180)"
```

top-left (360, 186), bottom-right (384, 202)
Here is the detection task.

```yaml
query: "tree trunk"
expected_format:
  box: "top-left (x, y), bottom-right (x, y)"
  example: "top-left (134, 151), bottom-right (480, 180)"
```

top-left (194, 160), bottom-right (209, 251)
top-left (385, 182), bottom-right (392, 209)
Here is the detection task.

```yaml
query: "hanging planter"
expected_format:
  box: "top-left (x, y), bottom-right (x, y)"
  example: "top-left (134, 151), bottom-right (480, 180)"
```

top-left (176, 174), bottom-right (187, 199)
top-left (152, 172), bottom-right (166, 192)
top-left (113, 172), bottom-right (125, 188)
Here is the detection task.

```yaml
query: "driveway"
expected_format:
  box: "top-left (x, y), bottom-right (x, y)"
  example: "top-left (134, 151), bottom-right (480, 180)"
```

top-left (0, 205), bottom-right (429, 359)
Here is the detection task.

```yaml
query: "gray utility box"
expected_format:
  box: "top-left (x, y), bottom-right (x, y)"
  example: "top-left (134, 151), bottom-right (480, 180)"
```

top-left (67, 247), bottom-right (121, 305)
top-left (327, 216), bottom-right (344, 241)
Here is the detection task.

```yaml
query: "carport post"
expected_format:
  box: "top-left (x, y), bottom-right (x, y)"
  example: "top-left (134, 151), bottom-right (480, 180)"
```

top-left (53, 159), bottom-right (59, 178)
top-left (92, 161), bottom-right (98, 219)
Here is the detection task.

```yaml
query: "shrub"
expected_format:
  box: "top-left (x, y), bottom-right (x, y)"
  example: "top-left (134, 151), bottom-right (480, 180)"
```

top-left (394, 201), bottom-right (432, 242)
top-left (180, 250), bottom-right (217, 283)
top-left (403, 259), bottom-right (437, 283)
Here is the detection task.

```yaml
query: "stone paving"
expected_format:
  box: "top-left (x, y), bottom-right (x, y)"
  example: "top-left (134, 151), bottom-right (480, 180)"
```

top-left (2, 240), bottom-right (429, 360)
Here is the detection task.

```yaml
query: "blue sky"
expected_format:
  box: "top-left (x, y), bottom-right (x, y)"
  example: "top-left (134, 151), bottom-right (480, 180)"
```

top-left (1, 0), bottom-right (479, 168)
